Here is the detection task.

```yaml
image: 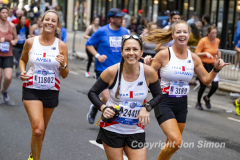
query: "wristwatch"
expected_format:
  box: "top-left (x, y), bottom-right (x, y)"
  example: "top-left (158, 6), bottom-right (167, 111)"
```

top-left (61, 63), bottom-right (67, 69)
top-left (143, 103), bottom-right (152, 112)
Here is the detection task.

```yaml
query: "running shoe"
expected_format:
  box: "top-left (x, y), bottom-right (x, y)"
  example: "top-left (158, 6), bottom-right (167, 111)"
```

top-left (87, 104), bottom-right (98, 124)
top-left (231, 66), bottom-right (239, 71)
top-left (28, 155), bottom-right (33, 160)
top-left (233, 99), bottom-right (240, 116)
top-left (195, 102), bottom-right (204, 110)
top-left (85, 71), bottom-right (90, 78)
top-left (203, 95), bottom-right (211, 109)
top-left (93, 72), bottom-right (97, 79)
top-left (1, 90), bottom-right (9, 102)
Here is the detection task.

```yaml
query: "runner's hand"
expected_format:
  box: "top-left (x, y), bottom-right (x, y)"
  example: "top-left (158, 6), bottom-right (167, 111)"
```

top-left (10, 40), bottom-right (17, 46)
top-left (204, 52), bottom-right (213, 59)
top-left (0, 37), bottom-right (5, 43)
top-left (97, 55), bottom-right (107, 63)
top-left (141, 55), bottom-right (155, 65)
top-left (102, 105), bottom-right (116, 119)
top-left (137, 107), bottom-right (150, 127)
top-left (56, 51), bottom-right (65, 67)
top-left (20, 71), bottom-right (30, 81)
top-left (214, 55), bottom-right (231, 70)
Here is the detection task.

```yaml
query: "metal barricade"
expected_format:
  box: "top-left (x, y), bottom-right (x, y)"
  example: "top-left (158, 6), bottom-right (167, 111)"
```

top-left (66, 31), bottom-right (87, 60)
top-left (190, 46), bottom-right (240, 84)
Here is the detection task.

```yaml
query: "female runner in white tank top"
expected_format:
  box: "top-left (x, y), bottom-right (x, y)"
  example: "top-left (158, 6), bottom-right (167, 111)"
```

top-left (88, 35), bottom-right (163, 160)
top-left (143, 20), bottom-right (230, 160)
top-left (19, 10), bottom-right (69, 160)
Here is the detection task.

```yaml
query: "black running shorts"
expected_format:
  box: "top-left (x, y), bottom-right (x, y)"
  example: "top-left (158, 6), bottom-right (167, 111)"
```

top-left (154, 94), bottom-right (188, 125)
top-left (96, 127), bottom-right (146, 149)
top-left (22, 87), bottom-right (59, 108)
top-left (0, 56), bottom-right (13, 69)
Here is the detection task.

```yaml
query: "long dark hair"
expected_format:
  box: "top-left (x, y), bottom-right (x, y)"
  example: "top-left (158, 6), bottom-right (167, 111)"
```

top-left (17, 16), bottom-right (26, 27)
top-left (190, 23), bottom-right (200, 39)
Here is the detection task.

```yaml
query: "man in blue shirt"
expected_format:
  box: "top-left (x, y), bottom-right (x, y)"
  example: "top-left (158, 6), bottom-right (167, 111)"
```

top-left (86, 8), bottom-right (129, 124)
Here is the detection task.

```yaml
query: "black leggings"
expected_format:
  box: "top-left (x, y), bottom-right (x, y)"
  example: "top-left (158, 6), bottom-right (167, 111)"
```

top-left (86, 48), bottom-right (93, 72)
top-left (197, 64), bottom-right (219, 103)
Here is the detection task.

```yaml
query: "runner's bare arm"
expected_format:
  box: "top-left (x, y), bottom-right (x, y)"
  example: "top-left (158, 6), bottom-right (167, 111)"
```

top-left (29, 24), bottom-right (36, 37)
top-left (192, 53), bottom-right (218, 85)
top-left (58, 40), bottom-right (69, 78)
top-left (151, 49), bottom-right (168, 71)
top-left (84, 25), bottom-right (92, 39)
top-left (10, 22), bottom-right (18, 45)
top-left (19, 38), bottom-right (34, 72)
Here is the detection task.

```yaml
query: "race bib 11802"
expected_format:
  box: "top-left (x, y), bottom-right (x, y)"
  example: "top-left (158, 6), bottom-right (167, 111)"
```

top-left (33, 70), bottom-right (55, 90)
top-left (115, 102), bottom-right (143, 125)
top-left (168, 81), bottom-right (190, 97)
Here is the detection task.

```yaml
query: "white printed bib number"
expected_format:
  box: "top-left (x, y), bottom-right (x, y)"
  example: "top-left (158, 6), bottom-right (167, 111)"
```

top-left (109, 36), bottom-right (121, 52)
top-left (33, 70), bottom-right (55, 90)
top-left (0, 42), bottom-right (10, 52)
top-left (18, 34), bottom-right (26, 44)
top-left (115, 102), bottom-right (142, 125)
top-left (169, 81), bottom-right (190, 97)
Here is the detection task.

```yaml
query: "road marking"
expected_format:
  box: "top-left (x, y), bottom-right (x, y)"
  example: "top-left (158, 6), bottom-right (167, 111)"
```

top-left (187, 105), bottom-right (192, 108)
top-left (227, 117), bottom-right (240, 123)
top-left (69, 71), bottom-right (79, 75)
top-left (89, 140), bottom-right (128, 160)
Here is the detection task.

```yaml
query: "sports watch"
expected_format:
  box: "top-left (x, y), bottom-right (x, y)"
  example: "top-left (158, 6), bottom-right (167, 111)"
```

top-left (143, 103), bottom-right (152, 112)
top-left (61, 63), bottom-right (67, 69)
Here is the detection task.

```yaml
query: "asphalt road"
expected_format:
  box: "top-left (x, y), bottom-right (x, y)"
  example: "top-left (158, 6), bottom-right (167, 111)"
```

top-left (0, 59), bottom-right (240, 160)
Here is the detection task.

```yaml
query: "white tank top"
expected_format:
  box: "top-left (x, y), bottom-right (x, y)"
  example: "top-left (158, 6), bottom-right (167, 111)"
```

top-left (23, 36), bottom-right (61, 91)
top-left (100, 63), bottom-right (149, 134)
top-left (160, 47), bottom-right (194, 96)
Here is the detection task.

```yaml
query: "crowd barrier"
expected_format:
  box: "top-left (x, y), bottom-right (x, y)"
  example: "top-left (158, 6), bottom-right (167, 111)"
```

top-left (65, 32), bottom-right (240, 84)
top-left (190, 46), bottom-right (240, 84)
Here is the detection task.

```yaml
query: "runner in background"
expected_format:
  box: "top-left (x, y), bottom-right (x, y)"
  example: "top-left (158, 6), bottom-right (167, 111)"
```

top-left (19, 10), bottom-right (69, 160)
top-left (233, 97), bottom-right (240, 116)
top-left (12, 9), bottom-right (30, 28)
top-left (84, 17), bottom-right (100, 78)
top-left (7, 8), bottom-right (16, 22)
top-left (13, 15), bottom-right (29, 78)
top-left (232, 41), bottom-right (240, 71)
top-left (30, 16), bottom-right (42, 37)
top-left (0, 7), bottom-right (18, 103)
top-left (86, 8), bottom-right (129, 124)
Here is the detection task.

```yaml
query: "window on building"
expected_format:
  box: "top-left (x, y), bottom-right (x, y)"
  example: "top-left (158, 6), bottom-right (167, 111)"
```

top-left (183, 0), bottom-right (188, 20)
top-left (204, 0), bottom-right (210, 15)
top-left (217, 0), bottom-right (224, 39)
top-left (226, 1), bottom-right (235, 49)
top-left (211, 0), bottom-right (217, 26)
top-left (153, 0), bottom-right (159, 23)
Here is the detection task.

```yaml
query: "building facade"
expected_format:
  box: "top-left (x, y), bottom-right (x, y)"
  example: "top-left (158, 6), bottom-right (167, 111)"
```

top-left (67, 0), bottom-right (240, 49)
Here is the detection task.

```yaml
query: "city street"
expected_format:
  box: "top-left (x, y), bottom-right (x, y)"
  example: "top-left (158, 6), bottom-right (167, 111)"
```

top-left (1, 59), bottom-right (240, 160)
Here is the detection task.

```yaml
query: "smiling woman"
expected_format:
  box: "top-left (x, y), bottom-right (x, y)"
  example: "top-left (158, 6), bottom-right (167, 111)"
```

top-left (19, 10), bottom-right (69, 160)
top-left (143, 20), bottom-right (230, 160)
top-left (88, 34), bottom-right (163, 160)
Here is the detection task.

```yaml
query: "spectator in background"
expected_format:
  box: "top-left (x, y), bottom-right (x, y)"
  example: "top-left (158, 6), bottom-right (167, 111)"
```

top-left (202, 14), bottom-right (211, 37)
top-left (122, 9), bottom-right (130, 28)
top-left (137, 9), bottom-right (142, 26)
top-left (30, 16), bottom-right (42, 37)
top-left (7, 8), bottom-right (16, 22)
top-left (195, 26), bottom-right (221, 110)
top-left (197, 20), bottom-right (203, 36)
top-left (141, 22), bottom-right (158, 60)
top-left (232, 42), bottom-right (240, 71)
top-left (12, 9), bottom-right (30, 28)
top-left (137, 17), bottom-right (147, 35)
top-left (127, 17), bottom-right (137, 34)
top-left (84, 17), bottom-right (101, 78)
top-left (13, 15), bottom-right (29, 78)
top-left (56, 6), bottom-right (65, 27)
top-left (187, 23), bottom-right (202, 52)
top-left (180, 15), bottom-right (185, 21)
top-left (122, 19), bottom-right (130, 33)
top-left (187, 12), bottom-right (198, 26)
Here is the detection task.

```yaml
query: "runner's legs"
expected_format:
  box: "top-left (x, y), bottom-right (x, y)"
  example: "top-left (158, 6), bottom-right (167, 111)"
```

top-left (103, 142), bottom-right (124, 160)
top-left (23, 100), bottom-right (55, 160)
top-left (124, 145), bottom-right (147, 160)
top-left (157, 119), bottom-right (184, 160)
top-left (3, 68), bottom-right (13, 92)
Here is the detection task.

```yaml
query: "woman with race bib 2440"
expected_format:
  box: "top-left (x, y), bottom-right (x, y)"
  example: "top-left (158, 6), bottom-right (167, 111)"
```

top-left (88, 34), bottom-right (163, 160)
